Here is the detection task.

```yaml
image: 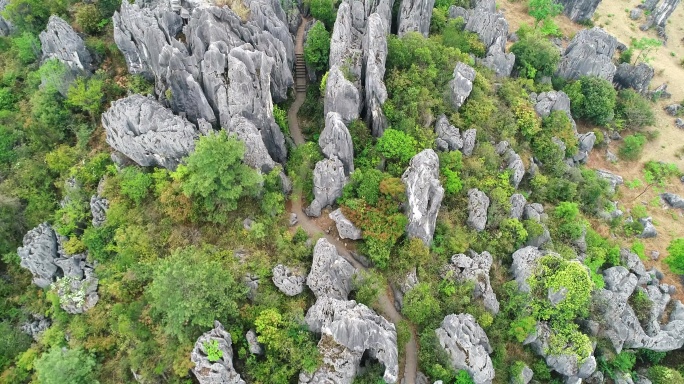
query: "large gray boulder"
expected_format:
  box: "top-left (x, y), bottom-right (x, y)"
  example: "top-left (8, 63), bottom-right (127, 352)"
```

top-left (479, 43), bottom-right (515, 78)
top-left (462, 129), bottom-right (477, 156)
top-left (304, 297), bottom-right (399, 383)
top-left (558, 0), bottom-right (602, 22)
top-left (662, 192), bottom-right (684, 209)
top-left (226, 116), bottom-right (277, 173)
top-left (102, 94), bottom-right (199, 170)
top-left (90, 195), bottom-right (109, 228)
top-left (272, 264), bottom-right (306, 296)
top-left (397, 0), bottom-right (435, 37)
top-left (436, 314), bottom-right (495, 384)
top-left (505, 150), bottom-right (525, 189)
top-left (510, 193), bottom-right (527, 220)
top-left (435, 115), bottom-right (463, 151)
top-left (442, 252), bottom-right (500, 314)
top-left (556, 27), bottom-right (618, 82)
top-left (449, 62), bottom-right (476, 110)
top-left (614, 62), bottom-right (655, 94)
top-left (402, 150), bottom-right (444, 245)
top-left (40, 16), bottom-right (94, 75)
top-left (191, 321), bottom-right (246, 384)
top-left (467, 189), bottom-right (489, 232)
top-left (320, 112), bottom-right (354, 175)
top-left (306, 156), bottom-right (348, 217)
top-left (0, 0), bottom-right (14, 36)
top-left (641, 0), bottom-right (681, 30)
top-left (329, 208), bottom-right (362, 240)
top-left (532, 91), bottom-right (576, 131)
top-left (18, 223), bottom-right (59, 289)
top-left (21, 315), bottom-right (51, 341)
top-left (51, 261), bottom-right (99, 314)
top-left (324, 66), bottom-right (361, 125)
top-left (364, 13), bottom-right (389, 137)
top-left (307, 238), bottom-right (356, 300)
top-left (597, 170), bottom-right (624, 193)
top-left (511, 246), bottom-right (545, 293)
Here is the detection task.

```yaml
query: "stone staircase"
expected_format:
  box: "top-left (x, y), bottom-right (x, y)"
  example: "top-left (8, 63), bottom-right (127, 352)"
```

top-left (295, 53), bottom-right (307, 93)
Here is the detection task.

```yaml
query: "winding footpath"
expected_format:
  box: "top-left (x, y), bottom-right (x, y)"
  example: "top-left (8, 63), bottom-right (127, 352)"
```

top-left (287, 19), bottom-right (419, 384)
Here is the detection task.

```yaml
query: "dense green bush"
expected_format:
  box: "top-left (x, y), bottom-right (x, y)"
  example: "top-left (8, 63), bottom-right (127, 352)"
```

top-left (74, 3), bottom-right (104, 35)
top-left (615, 89), bottom-right (655, 130)
top-left (665, 238), bottom-right (684, 274)
top-left (648, 365), bottom-right (684, 384)
top-left (303, 21), bottom-right (330, 72)
top-left (3, 0), bottom-right (70, 33)
top-left (441, 18), bottom-right (486, 57)
top-left (308, 0), bottom-right (336, 30)
top-left (564, 76), bottom-right (616, 126)
top-left (619, 133), bottom-right (647, 161)
top-left (34, 347), bottom-right (98, 384)
top-left (510, 29), bottom-right (561, 79)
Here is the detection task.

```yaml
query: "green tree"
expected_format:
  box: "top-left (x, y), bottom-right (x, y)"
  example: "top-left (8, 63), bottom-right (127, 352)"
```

top-left (173, 131), bottom-right (263, 223)
top-left (11, 32), bottom-right (41, 64)
top-left (147, 245), bottom-right (247, 340)
top-left (402, 282), bottom-right (441, 326)
top-left (619, 133), bottom-right (646, 161)
top-left (34, 347), bottom-right (98, 384)
top-left (630, 37), bottom-right (662, 64)
top-left (3, 0), bottom-right (70, 33)
top-left (665, 238), bottom-right (684, 274)
top-left (66, 77), bottom-right (104, 119)
top-left (308, 0), bottom-right (336, 30)
top-left (615, 89), bottom-right (655, 130)
top-left (376, 129), bottom-right (418, 167)
top-left (527, 0), bottom-right (563, 27)
top-left (119, 167), bottom-right (152, 205)
top-left (510, 29), bottom-right (561, 79)
top-left (564, 76), bottom-right (616, 126)
top-left (74, 3), bottom-right (104, 35)
top-left (303, 21), bottom-right (330, 72)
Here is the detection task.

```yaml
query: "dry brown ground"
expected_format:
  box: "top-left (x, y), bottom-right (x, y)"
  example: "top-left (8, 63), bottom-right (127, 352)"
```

top-left (500, 0), bottom-right (684, 293)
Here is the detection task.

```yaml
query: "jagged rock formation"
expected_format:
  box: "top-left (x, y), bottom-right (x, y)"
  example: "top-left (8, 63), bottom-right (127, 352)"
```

top-left (435, 115), bottom-right (463, 151)
top-left (614, 63), bottom-right (654, 94)
top-left (364, 13), bottom-right (389, 137)
top-left (467, 189), bottom-right (489, 231)
top-left (448, 62), bottom-right (476, 110)
top-left (40, 16), bottom-right (94, 75)
top-left (593, 265), bottom-right (684, 353)
top-left (572, 132), bottom-right (596, 165)
top-left (330, 208), bottom-right (362, 240)
top-left (510, 193), bottom-right (527, 220)
top-left (397, 0), bottom-right (435, 37)
top-left (531, 91), bottom-right (576, 131)
top-left (18, 223), bottom-right (99, 313)
top-left (557, 0), bottom-right (602, 22)
top-left (306, 156), bottom-right (347, 217)
top-left (90, 195), bottom-right (109, 227)
top-left (597, 169), bottom-right (624, 193)
top-left (436, 314), bottom-right (495, 384)
top-left (504, 149), bottom-right (525, 189)
top-left (402, 149), bottom-right (444, 245)
top-left (524, 322), bottom-right (597, 381)
top-left (320, 112), bottom-right (354, 175)
top-left (102, 94), bottom-right (199, 170)
top-left (21, 315), bottom-right (51, 340)
top-left (324, 66), bottom-right (361, 125)
top-left (0, 0), bottom-right (13, 36)
top-left (191, 321), bottom-right (246, 384)
top-left (511, 246), bottom-right (546, 292)
top-left (227, 116), bottom-right (278, 172)
top-left (246, 329), bottom-right (264, 355)
top-left (640, 0), bottom-right (681, 30)
top-left (662, 192), bottom-right (684, 209)
top-left (511, 364), bottom-right (534, 384)
top-left (272, 264), bottom-right (306, 296)
top-left (442, 251), bottom-right (500, 314)
top-left (639, 217), bottom-right (657, 238)
top-left (462, 129), bottom-right (477, 156)
top-left (556, 27), bottom-right (618, 82)
top-left (307, 238), bottom-right (356, 300)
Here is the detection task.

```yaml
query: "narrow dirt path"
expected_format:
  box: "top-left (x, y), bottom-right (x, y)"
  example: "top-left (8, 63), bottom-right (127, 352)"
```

top-left (286, 19), bottom-right (419, 384)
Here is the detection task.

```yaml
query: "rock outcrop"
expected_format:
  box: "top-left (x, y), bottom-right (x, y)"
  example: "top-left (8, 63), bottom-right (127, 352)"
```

top-left (557, 0), bottom-right (602, 22)
top-left (462, 129), bottom-right (477, 156)
top-left (90, 195), bottom-right (109, 228)
top-left (320, 112), bottom-right (354, 175)
top-left (306, 156), bottom-right (347, 217)
top-left (272, 264), bottom-right (306, 296)
top-left (467, 189), bottom-right (489, 231)
top-left (556, 27), bottom-right (618, 82)
top-left (442, 251), bottom-right (500, 314)
top-left (397, 0), bottom-right (435, 37)
top-left (435, 115), bottom-right (463, 151)
top-left (330, 208), bottom-right (362, 240)
top-left (640, 0), bottom-right (681, 30)
top-left (436, 314), bottom-right (495, 384)
top-left (324, 66), bottom-right (361, 125)
top-left (102, 94), bottom-right (199, 170)
top-left (21, 315), bottom-right (51, 340)
top-left (614, 62), bottom-right (654, 94)
top-left (662, 193), bottom-right (684, 209)
top-left (524, 322), bottom-right (597, 381)
top-left (227, 116), bottom-right (278, 172)
top-left (597, 169), bottom-right (624, 193)
top-left (504, 149), bottom-right (525, 189)
top-left (364, 13), bottom-right (389, 137)
top-left (18, 223), bottom-right (59, 289)
top-left (191, 321), bottom-right (245, 384)
top-left (0, 0), bottom-right (13, 36)
top-left (402, 149), bottom-right (444, 245)
top-left (448, 62), bottom-right (476, 110)
top-left (40, 16), bottom-right (94, 75)
top-left (532, 91), bottom-right (576, 131)
top-left (510, 193), bottom-right (527, 220)
top-left (307, 238), bottom-right (356, 300)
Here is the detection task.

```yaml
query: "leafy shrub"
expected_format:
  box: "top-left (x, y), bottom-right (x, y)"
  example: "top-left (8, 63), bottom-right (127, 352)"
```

top-left (615, 89), bottom-right (655, 130)
top-left (564, 76), bottom-right (616, 126)
top-left (34, 347), bottom-right (98, 384)
top-left (619, 133), bottom-right (646, 161)
top-left (376, 128), bottom-right (418, 172)
top-left (665, 238), bottom-right (684, 274)
top-left (303, 21), bottom-right (330, 72)
top-left (442, 19), bottom-right (486, 57)
top-left (273, 104), bottom-right (289, 135)
top-left (514, 102), bottom-right (542, 138)
top-left (203, 340), bottom-right (223, 362)
top-left (11, 32), bottom-right (40, 64)
top-left (648, 365), bottom-right (684, 384)
top-left (510, 30), bottom-right (561, 79)
top-left (66, 77), bottom-right (104, 118)
top-left (439, 150), bottom-right (464, 196)
top-left (402, 283), bottom-right (441, 327)
top-left (3, 0), bottom-right (69, 33)
top-left (119, 167), bottom-right (152, 205)
top-left (75, 3), bottom-right (104, 35)
top-left (0, 321), bottom-right (31, 372)
top-left (308, 0), bottom-right (336, 30)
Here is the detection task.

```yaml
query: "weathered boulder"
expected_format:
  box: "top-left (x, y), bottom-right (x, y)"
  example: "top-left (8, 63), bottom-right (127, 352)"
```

top-left (662, 192), bottom-right (684, 209)
top-left (524, 322), bottom-right (597, 380)
top-left (573, 132), bottom-right (596, 164)
top-left (597, 169), bottom-right (624, 193)
top-left (304, 297), bottom-right (399, 383)
top-left (102, 94), bottom-right (199, 170)
top-left (0, 0), bottom-right (13, 36)
top-left (330, 208), bottom-right (362, 240)
top-left (479, 43), bottom-right (515, 78)
top-left (272, 264), bottom-right (306, 296)
top-left (51, 262), bottom-right (99, 314)
top-left (402, 150), bottom-right (444, 245)
top-left (246, 329), bottom-right (264, 355)
top-left (641, 0), bottom-right (681, 30)
top-left (40, 16), bottom-right (94, 75)
top-left (442, 251), bottom-right (500, 314)
top-left (510, 193), bottom-right (527, 220)
top-left (397, 0), bottom-right (435, 37)
top-left (227, 116), bottom-right (278, 173)
top-left (522, 203), bottom-right (546, 222)
top-left (393, 268), bottom-right (419, 310)
top-left (556, 27), bottom-right (618, 82)
top-left (532, 91), bottom-right (576, 131)
top-left (467, 189), bottom-right (489, 232)
top-left (557, 0), bottom-right (602, 22)
top-left (21, 315), bottom-right (51, 340)
top-left (436, 314), bottom-right (495, 384)
top-left (505, 150), bottom-right (525, 189)
top-left (665, 103), bottom-right (682, 116)
top-left (463, 7), bottom-right (509, 52)
top-left (676, 118), bottom-right (684, 129)
top-left (306, 156), bottom-right (348, 217)
top-left (191, 321), bottom-right (246, 384)
top-left (90, 195), bottom-right (109, 228)
top-left (320, 112), bottom-right (354, 175)
top-left (18, 223), bottom-right (59, 289)
top-left (511, 363), bottom-right (533, 384)
top-left (307, 238), bottom-right (356, 300)
top-left (324, 66), bottom-right (361, 125)
top-left (462, 129), bottom-right (477, 156)
top-left (639, 217), bottom-right (657, 238)
top-left (630, 8), bottom-right (644, 19)
top-left (364, 13), bottom-right (389, 137)
top-left (435, 115), bottom-right (463, 151)
top-left (511, 246), bottom-right (545, 293)
top-left (448, 62), bottom-right (476, 110)
top-left (614, 63), bottom-right (654, 94)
